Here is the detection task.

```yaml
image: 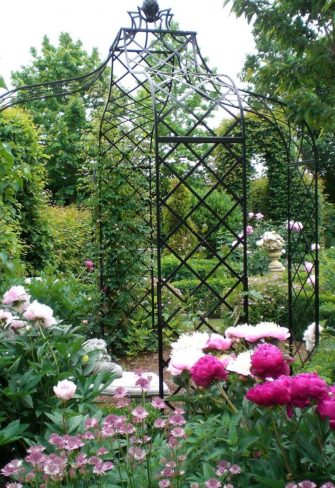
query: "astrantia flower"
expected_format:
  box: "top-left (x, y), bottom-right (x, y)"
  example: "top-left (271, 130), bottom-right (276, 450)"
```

top-left (151, 396), bottom-right (166, 409)
top-left (128, 446), bottom-right (146, 461)
top-left (23, 300), bottom-right (56, 328)
top-left (191, 355), bottom-right (228, 387)
top-left (246, 376), bottom-right (292, 406)
top-left (53, 379), bottom-right (77, 401)
top-left (2, 285), bottom-right (30, 312)
top-left (131, 406), bottom-right (149, 421)
top-left (205, 334), bottom-right (232, 351)
top-left (1, 460), bottom-right (23, 477)
top-left (205, 479), bottom-right (222, 488)
top-left (250, 343), bottom-right (290, 379)
top-left (226, 351), bottom-right (252, 376)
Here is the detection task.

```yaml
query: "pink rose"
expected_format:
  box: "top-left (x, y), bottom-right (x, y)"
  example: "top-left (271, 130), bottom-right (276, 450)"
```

top-left (53, 379), bottom-right (77, 401)
top-left (191, 355), bottom-right (228, 387)
top-left (246, 376), bottom-right (292, 406)
top-left (205, 334), bottom-right (232, 351)
top-left (250, 343), bottom-right (290, 379)
top-left (85, 260), bottom-right (94, 271)
top-left (291, 373), bottom-right (328, 408)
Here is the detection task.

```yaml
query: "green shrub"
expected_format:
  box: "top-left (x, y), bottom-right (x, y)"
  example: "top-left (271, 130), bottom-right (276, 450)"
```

top-left (25, 274), bottom-right (100, 331)
top-left (249, 177), bottom-right (269, 217)
top-left (46, 205), bottom-right (93, 274)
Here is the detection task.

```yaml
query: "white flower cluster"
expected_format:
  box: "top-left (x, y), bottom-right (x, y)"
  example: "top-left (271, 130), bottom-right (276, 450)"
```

top-left (0, 285), bottom-right (57, 331)
top-left (303, 322), bottom-right (323, 352)
top-left (256, 230), bottom-right (285, 251)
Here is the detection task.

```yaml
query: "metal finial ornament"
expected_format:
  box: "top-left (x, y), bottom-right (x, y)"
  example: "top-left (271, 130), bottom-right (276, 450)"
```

top-left (142, 0), bottom-right (160, 22)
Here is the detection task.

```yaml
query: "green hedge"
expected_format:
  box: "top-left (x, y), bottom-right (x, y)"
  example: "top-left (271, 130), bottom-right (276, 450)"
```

top-left (46, 205), bottom-right (93, 275)
top-left (161, 255), bottom-right (228, 282)
top-left (171, 277), bottom-right (237, 318)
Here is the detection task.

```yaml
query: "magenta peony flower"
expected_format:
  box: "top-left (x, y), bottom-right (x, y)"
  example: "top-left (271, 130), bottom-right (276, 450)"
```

top-left (85, 260), bottom-right (94, 271)
top-left (53, 379), bottom-right (77, 401)
top-left (191, 355), bottom-right (228, 387)
top-left (205, 334), bottom-right (232, 351)
top-left (290, 373), bottom-right (328, 408)
top-left (250, 343), bottom-right (290, 379)
top-left (246, 376), bottom-right (292, 406)
top-left (317, 394), bottom-right (335, 429)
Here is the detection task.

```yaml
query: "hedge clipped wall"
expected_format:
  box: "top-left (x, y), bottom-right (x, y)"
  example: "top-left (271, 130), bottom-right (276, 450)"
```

top-left (46, 205), bottom-right (93, 274)
top-left (0, 108), bottom-right (52, 277)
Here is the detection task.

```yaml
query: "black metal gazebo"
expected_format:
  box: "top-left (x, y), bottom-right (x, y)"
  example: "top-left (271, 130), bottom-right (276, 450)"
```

top-left (0, 0), bottom-right (319, 395)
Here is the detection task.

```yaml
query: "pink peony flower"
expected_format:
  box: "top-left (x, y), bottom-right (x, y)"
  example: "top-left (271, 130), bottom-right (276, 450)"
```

top-left (290, 373), bottom-right (328, 408)
top-left (0, 309), bottom-right (13, 324)
top-left (250, 343), bottom-right (290, 379)
top-left (2, 285), bottom-right (30, 312)
top-left (168, 349), bottom-right (204, 376)
top-left (205, 334), bottom-right (232, 351)
top-left (255, 212), bottom-right (264, 220)
top-left (191, 355), bottom-right (228, 387)
top-left (225, 322), bottom-right (289, 342)
top-left (248, 212), bottom-right (255, 219)
top-left (246, 376), bottom-right (292, 406)
top-left (23, 300), bottom-right (56, 328)
top-left (307, 274), bottom-right (315, 287)
top-left (53, 379), bottom-right (77, 401)
top-left (317, 394), bottom-right (335, 429)
top-left (287, 220), bottom-right (303, 232)
top-left (304, 261), bottom-right (313, 273)
top-left (246, 225), bottom-right (253, 235)
top-left (85, 260), bottom-right (94, 271)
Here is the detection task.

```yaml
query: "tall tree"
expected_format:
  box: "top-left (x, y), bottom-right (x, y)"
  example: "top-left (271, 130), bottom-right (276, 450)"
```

top-left (225, 0), bottom-right (335, 133)
top-left (225, 0), bottom-right (335, 201)
top-left (12, 33), bottom-right (105, 204)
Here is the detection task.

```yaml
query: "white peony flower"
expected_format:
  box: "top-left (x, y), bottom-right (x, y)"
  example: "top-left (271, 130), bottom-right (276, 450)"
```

top-left (167, 349), bottom-right (204, 376)
top-left (303, 322), bottom-right (323, 352)
top-left (170, 332), bottom-right (209, 353)
top-left (226, 351), bottom-right (252, 376)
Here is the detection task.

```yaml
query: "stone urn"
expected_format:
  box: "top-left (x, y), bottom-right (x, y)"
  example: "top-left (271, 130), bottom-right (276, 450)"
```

top-left (267, 248), bottom-right (285, 273)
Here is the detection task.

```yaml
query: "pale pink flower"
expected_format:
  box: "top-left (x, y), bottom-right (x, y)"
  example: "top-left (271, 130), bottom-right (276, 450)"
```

top-left (246, 225), bottom-right (253, 235)
top-left (171, 427), bottom-right (185, 438)
top-left (128, 446), bottom-right (146, 460)
top-left (287, 220), bottom-right (303, 232)
top-left (304, 261), bottom-right (313, 273)
top-left (152, 396), bottom-right (166, 409)
top-left (113, 386), bottom-right (128, 399)
top-left (6, 484), bottom-right (23, 488)
top-left (53, 379), bottom-right (77, 401)
top-left (255, 212), bottom-right (264, 220)
top-left (135, 375), bottom-right (152, 391)
top-left (131, 406), bottom-right (149, 420)
top-left (10, 319), bottom-right (26, 330)
top-left (311, 243), bottom-right (320, 251)
top-left (2, 286), bottom-right (30, 312)
top-left (0, 309), bottom-right (13, 323)
top-left (93, 461), bottom-right (114, 474)
top-left (248, 211), bottom-right (255, 219)
top-left (308, 274), bottom-right (315, 287)
top-left (225, 322), bottom-right (289, 342)
top-left (154, 418), bottom-right (166, 428)
top-left (168, 349), bottom-right (204, 376)
top-left (23, 300), bottom-right (56, 328)
top-left (169, 413), bottom-right (186, 426)
top-left (205, 479), bottom-right (222, 488)
top-left (205, 334), bottom-right (232, 351)
top-left (1, 460), bottom-right (23, 477)
top-left (159, 480), bottom-right (171, 487)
